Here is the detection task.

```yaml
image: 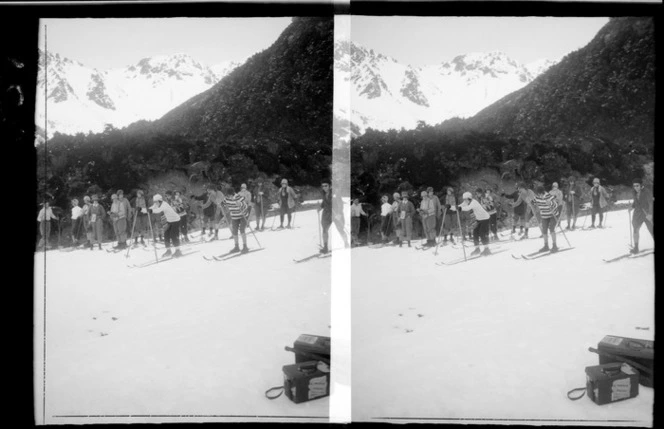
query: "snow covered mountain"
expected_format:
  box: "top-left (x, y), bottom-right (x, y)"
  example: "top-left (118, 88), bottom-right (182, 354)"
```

top-left (36, 50), bottom-right (243, 136)
top-left (343, 40), bottom-right (557, 135)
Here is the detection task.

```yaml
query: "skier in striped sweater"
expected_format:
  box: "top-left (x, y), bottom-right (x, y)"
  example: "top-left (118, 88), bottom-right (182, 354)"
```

top-left (533, 185), bottom-right (560, 253)
top-left (218, 185), bottom-right (250, 254)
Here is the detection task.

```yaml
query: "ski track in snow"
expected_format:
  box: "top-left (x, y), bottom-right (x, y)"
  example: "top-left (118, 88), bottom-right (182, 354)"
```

top-left (34, 206), bottom-right (347, 422)
top-left (351, 209), bottom-right (653, 424)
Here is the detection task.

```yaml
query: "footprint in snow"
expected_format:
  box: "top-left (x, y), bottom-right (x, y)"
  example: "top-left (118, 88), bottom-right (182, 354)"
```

top-left (417, 314), bottom-right (424, 318)
top-left (100, 332), bottom-right (108, 337)
top-left (112, 317), bottom-right (118, 321)
top-left (405, 329), bottom-right (414, 333)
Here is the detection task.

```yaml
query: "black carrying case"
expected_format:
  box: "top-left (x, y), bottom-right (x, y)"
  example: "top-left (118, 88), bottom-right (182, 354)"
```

top-left (282, 360), bottom-right (330, 403)
top-left (585, 363), bottom-right (639, 405)
top-left (596, 335), bottom-right (654, 387)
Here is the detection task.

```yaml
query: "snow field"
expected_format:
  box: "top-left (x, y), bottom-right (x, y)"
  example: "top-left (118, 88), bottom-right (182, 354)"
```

top-left (351, 208), bottom-right (653, 425)
top-left (34, 206), bottom-right (338, 424)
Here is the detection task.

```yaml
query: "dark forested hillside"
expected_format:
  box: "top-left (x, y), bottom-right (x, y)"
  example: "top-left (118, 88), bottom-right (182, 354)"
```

top-left (351, 17), bottom-right (655, 201)
top-left (37, 17), bottom-right (334, 207)
top-left (467, 17), bottom-right (655, 149)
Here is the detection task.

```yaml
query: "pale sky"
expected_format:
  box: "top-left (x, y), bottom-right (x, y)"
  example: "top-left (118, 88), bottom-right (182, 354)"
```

top-left (351, 16), bottom-right (611, 66)
top-left (39, 17), bottom-right (292, 70)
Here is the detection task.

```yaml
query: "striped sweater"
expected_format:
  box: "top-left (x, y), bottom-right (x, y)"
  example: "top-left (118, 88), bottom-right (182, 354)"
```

top-left (533, 192), bottom-right (559, 218)
top-left (220, 194), bottom-right (248, 220)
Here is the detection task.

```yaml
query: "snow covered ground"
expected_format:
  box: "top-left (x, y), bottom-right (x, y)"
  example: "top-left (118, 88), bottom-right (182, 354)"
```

top-left (34, 206), bottom-right (343, 424)
top-left (351, 208), bottom-right (654, 425)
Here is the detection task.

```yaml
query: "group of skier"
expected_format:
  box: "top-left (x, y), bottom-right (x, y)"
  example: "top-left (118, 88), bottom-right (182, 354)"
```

top-left (351, 175), bottom-right (653, 258)
top-left (37, 177), bottom-right (350, 259)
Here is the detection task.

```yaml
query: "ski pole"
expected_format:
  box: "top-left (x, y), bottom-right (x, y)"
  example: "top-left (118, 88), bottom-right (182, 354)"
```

top-left (244, 215), bottom-right (262, 248)
top-left (603, 204), bottom-right (609, 228)
top-left (434, 207), bottom-right (447, 256)
top-left (124, 210), bottom-right (139, 259)
top-left (628, 207), bottom-right (634, 248)
top-left (317, 209), bottom-right (323, 248)
top-left (367, 213), bottom-right (372, 245)
top-left (57, 217), bottom-right (62, 249)
top-left (146, 210), bottom-right (159, 263)
top-left (455, 208), bottom-right (467, 262)
top-left (555, 213), bottom-right (572, 248)
top-left (270, 206), bottom-right (278, 230)
top-left (291, 205), bottom-right (297, 228)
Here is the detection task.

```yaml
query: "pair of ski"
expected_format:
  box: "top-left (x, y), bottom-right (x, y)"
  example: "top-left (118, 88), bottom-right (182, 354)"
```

top-left (603, 247), bottom-right (654, 263)
top-left (127, 249), bottom-right (200, 268)
top-left (511, 247), bottom-right (574, 260)
top-left (435, 248), bottom-right (508, 266)
top-left (293, 248), bottom-right (333, 263)
top-left (203, 247), bottom-right (265, 262)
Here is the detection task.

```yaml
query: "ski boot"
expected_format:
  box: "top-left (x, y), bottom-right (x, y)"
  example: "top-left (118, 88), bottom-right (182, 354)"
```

top-left (470, 247), bottom-right (481, 256)
top-left (550, 244), bottom-right (559, 253)
top-left (481, 247), bottom-right (492, 256)
top-left (172, 248), bottom-right (183, 258)
top-left (241, 245), bottom-right (249, 254)
top-left (320, 245), bottom-right (329, 254)
top-left (538, 244), bottom-right (550, 253)
top-left (162, 249), bottom-right (172, 258)
top-left (630, 245), bottom-right (639, 255)
top-left (229, 245), bottom-right (241, 254)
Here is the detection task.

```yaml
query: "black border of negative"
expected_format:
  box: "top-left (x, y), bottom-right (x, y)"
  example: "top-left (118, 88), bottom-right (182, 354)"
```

top-left (2, 0), bottom-right (660, 427)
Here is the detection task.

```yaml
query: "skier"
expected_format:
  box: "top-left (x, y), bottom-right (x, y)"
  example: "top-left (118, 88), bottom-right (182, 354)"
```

top-left (630, 178), bottom-right (654, 254)
top-left (198, 185), bottom-right (218, 240)
top-left (397, 192), bottom-right (415, 248)
top-left (442, 187), bottom-right (457, 244)
top-left (428, 187), bottom-right (443, 240)
top-left (550, 182), bottom-right (564, 223)
top-left (350, 198), bottom-right (368, 246)
top-left (70, 198), bottom-right (83, 246)
top-left (277, 178), bottom-right (298, 229)
top-left (252, 179), bottom-right (268, 231)
top-left (132, 189), bottom-right (148, 246)
top-left (172, 191), bottom-right (190, 243)
top-left (418, 190), bottom-right (437, 247)
top-left (148, 194), bottom-right (183, 258)
top-left (318, 180), bottom-right (349, 254)
top-left (218, 186), bottom-right (250, 254)
top-left (533, 185), bottom-right (560, 253)
top-left (588, 177), bottom-right (611, 228)
top-left (109, 194), bottom-right (120, 247)
top-left (37, 201), bottom-right (58, 250)
top-left (503, 190), bottom-right (525, 236)
top-left (458, 191), bottom-right (491, 256)
top-left (114, 189), bottom-right (131, 248)
top-left (82, 195), bottom-right (93, 248)
top-left (239, 183), bottom-right (252, 220)
top-left (479, 188), bottom-right (499, 241)
top-left (380, 195), bottom-right (393, 243)
top-left (564, 177), bottom-right (582, 230)
top-left (390, 192), bottom-right (401, 244)
top-left (511, 183), bottom-right (536, 238)
top-left (88, 195), bottom-right (105, 250)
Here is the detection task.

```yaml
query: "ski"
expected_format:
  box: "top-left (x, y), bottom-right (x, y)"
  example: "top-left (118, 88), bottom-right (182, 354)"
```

top-left (294, 253), bottom-right (324, 263)
top-left (203, 248), bottom-right (237, 261)
top-left (127, 249), bottom-right (199, 268)
top-left (520, 247), bottom-right (575, 260)
top-left (603, 248), bottom-right (654, 263)
top-left (436, 249), bottom-right (508, 266)
top-left (213, 247), bottom-right (265, 261)
top-left (511, 248), bottom-right (549, 260)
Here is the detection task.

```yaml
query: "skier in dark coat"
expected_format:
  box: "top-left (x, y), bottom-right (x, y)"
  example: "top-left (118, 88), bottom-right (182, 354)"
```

top-left (630, 178), bottom-right (654, 254)
top-left (318, 180), bottom-right (348, 254)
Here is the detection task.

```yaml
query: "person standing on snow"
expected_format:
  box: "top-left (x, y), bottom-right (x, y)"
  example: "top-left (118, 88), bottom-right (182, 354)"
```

top-left (278, 178), bottom-right (298, 229)
top-left (533, 185), bottom-right (560, 253)
top-left (88, 195), bottom-right (105, 250)
top-left (173, 191), bottom-right (190, 243)
top-left (479, 188), bottom-right (499, 241)
top-left (459, 191), bottom-right (491, 256)
top-left (318, 180), bottom-right (349, 254)
top-left (37, 201), bottom-right (58, 250)
top-left (549, 182), bottom-right (564, 223)
top-left (428, 187), bottom-right (442, 240)
top-left (418, 190), bottom-right (437, 247)
top-left (109, 194), bottom-right (120, 247)
top-left (132, 189), bottom-right (149, 246)
top-left (82, 196), bottom-right (93, 248)
top-left (510, 183), bottom-right (536, 238)
top-left (564, 177), bottom-right (582, 230)
top-left (630, 178), bottom-right (654, 254)
top-left (442, 187), bottom-right (457, 244)
top-left (218, 185), bottom-right (250, 254)
top-left (70, 198), bottom-right (83, 246)
top-left (148, 193), bottom-right (183, 258)
top-left (379, 195), bottom-right (393, 243)
top-left (390, 192), bottom-right (401, 244)
top-left (589, 177), bottom-right (611, 228)
top-left (238, 183), bottom-right (253, 220)
top-left (252, 179), bottom-right (269, 231)
top-left (114, 189), bottom-right (132, 249)
top-left (350, 198), bottom-right (367, 246)
top-left (397, 192), bottom-right (415, 248)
